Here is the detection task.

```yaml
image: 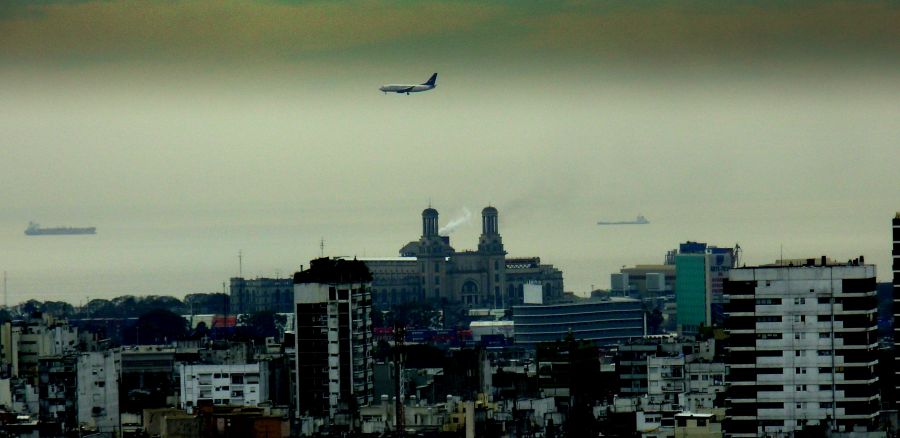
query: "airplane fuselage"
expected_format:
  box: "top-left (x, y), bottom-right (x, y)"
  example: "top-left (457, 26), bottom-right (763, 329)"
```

top-left (379, 84), bottom-right (434, 94)
top-left (379, 73), bottom-right (437, 95)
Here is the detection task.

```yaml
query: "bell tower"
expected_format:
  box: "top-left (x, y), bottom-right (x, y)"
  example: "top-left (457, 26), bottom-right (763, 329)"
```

top-left (478, 206), bottom-right (507, 308)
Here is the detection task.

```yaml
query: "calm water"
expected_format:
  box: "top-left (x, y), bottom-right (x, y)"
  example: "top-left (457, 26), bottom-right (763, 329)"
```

top-left (0, 204), bottom-right (893, 306)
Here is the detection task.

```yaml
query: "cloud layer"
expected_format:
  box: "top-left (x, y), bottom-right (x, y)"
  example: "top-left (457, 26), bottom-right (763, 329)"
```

top-left (3, 1), bottom-right (900, 67)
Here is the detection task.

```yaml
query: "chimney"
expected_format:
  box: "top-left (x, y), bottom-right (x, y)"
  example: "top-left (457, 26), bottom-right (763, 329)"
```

top-left (859, 255), bottom-right (865, 265)
top-left (820, 255), bottom-right (827, 266)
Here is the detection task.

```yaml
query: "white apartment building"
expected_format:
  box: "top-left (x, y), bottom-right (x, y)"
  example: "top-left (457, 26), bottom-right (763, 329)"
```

top-left (1, 314), bottom-right (77, 381)
top-left (724, 260), bottom-right (880, 436)
top-left (76, 351), bottom-right (120, 433)
top-left (179, 363), bottom-right (268, 413)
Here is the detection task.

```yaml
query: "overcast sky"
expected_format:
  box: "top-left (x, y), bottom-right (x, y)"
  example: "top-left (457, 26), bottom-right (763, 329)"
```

top-left (2, 1), bottom-right (899, 302)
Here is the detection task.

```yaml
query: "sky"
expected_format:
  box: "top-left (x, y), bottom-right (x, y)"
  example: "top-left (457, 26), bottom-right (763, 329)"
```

top-left (2, 1), bottom-right (900, 304)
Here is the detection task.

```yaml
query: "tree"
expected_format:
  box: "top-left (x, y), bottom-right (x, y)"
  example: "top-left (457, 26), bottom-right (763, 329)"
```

top-left (0, 308), bottom-right (11, 324)
top-left (647, 309), bottom-right (664, 334)
top-left (133, 309), bottom-right (187, 344)
top-left (240, 311), bottom-right (280, 339)
top-left (191, 321), bottom-right (210, 339)
top-left (83, 299), bottom-right (117, 318)
top-left (40, 301), bottom-right (74, 318)
top-left (20, 299), bottom-right (41, 314)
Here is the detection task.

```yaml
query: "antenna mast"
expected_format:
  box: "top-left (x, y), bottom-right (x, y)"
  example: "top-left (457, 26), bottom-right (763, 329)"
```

top-left (238, 250), bottom-right (243, 277)
top-left (3, 271), bottom-right (6, 308)
top-left (320, 238), bottom-right (325, 258)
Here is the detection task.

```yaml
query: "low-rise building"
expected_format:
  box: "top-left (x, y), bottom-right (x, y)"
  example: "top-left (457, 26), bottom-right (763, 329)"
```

top-left (513, 298), bottom-right (645, 347)
top-left (179, 363), bottom-right (268, 414)
top-left (674, 412), bottom-right (721, 438)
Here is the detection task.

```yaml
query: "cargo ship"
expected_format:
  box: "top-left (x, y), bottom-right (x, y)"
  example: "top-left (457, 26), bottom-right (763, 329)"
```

top-left (597, 215), bottom-right (649, 225)
top-left (25, 221), bottom-right (96, 236)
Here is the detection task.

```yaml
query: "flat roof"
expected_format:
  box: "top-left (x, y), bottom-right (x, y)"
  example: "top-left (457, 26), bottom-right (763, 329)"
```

top-left (470, 321), bottom-right (514, 327)
top-left (359, 257), bottom-right (418, 262)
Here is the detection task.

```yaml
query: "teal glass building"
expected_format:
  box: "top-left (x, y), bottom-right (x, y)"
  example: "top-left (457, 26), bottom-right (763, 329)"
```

top-left (675, 254), bottom-right (710, 333)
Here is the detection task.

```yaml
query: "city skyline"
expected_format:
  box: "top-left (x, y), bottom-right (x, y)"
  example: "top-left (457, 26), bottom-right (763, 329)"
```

top-left (2, 1), bottom-right (900, 303)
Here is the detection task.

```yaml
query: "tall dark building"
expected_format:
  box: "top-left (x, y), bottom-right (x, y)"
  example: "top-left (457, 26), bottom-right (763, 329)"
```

top-left (293, 258), bottom-right (374, 425)
top-left (38, 355), bottom-right (78, 436)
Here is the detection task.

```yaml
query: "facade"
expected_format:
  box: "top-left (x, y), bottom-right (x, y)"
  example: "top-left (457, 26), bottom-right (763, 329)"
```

top-left (179, 363), bottom-right (268, 413)
top-left (1, 314), bottom-right (77, 383)
top-left (230, 277), bottom-right (294, 314)
top-left (76, 351), bottom-right (120, 433)
top-left (674, 242), bottom-right (736, 332)
top-left (363, 207), bottom-right (564, 309)
top-left (611, 264), bottom-right (676, 298)
top-left (724, 260), bottom-right (880, 436)
top-left (617, 337), bottom-right (689, 397)
top-left (38, 355), bottom-right (77, 436)
top-left (646, 345), bottom-right (726, 415)
top-left (512, 298), bottom-right (645, 347)
top-left (119, 346), bottom-right (177, 420)
top-left (894, 212), bottom-right (900, 407)
top-left (674, 412), bottom-right (721, 438)
top-left (293, 258), bottom-right (375, 423)
top-left (675, 254), bottom-right (710, 334)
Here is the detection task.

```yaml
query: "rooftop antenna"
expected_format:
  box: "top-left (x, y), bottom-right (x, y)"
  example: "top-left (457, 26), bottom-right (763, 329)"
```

top-left (3, 271), bottom-right (7, 308)
top-left (320, 238), bottom-right (325, 258)
top-left (238, 250), bottom-right (243, 278)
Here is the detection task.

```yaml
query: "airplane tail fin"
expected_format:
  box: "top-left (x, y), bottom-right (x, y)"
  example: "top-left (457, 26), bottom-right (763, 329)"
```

top-left (423, 73), bottom-right (437, 86)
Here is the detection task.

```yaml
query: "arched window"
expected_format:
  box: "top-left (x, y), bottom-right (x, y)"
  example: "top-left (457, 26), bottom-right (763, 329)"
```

top-left (462, 281), bottom-right (479, 305)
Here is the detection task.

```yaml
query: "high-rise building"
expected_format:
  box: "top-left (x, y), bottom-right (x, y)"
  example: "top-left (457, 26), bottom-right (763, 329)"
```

top-left (675, 242), bottom-right (736, 333)
top-left (77, 351), bottom-right (120, 434)
top-left (38, 355), bottom-right (77, 436)
top-left (293, 258), bottom-right (374, 425)
top-left (724, 258), bottom-right (880, 436)
top-left (675, 252), bottom-right (710, 334)
top-left (894, 212), bottom-right (900, 407)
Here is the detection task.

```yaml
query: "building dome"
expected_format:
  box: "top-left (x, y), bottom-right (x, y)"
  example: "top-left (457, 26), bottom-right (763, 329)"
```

top-left (482, 206), bottom-right (498, 216)
top-left (422, 207), bottom-right (438, 217)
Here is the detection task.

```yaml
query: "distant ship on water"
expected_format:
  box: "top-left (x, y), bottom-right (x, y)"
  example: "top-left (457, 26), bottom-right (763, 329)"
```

top-left (25, 221), bottom-right (96, 236)
top-left (597, 215), bottom-right (649, 225)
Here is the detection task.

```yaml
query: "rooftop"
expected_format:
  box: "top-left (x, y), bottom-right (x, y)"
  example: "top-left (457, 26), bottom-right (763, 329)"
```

top-left (293, 257), bottom-right (373, 284)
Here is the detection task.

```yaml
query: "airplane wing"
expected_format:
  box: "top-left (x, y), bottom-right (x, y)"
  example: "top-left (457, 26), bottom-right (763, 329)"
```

top-left (399, 86), bottom-right (415, 93)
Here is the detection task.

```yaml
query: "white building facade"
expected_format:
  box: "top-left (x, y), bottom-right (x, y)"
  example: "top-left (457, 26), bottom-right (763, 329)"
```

top-left (724, 261), bottom-right (880, 436)
top-left (178, 363), bottom-right (267, 413)
top-left (76, 351), bottom-right (120, 433)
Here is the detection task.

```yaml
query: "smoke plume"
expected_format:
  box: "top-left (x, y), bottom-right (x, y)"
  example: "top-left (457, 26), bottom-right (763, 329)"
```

top-left (439, 207), bottom-right (472, 235)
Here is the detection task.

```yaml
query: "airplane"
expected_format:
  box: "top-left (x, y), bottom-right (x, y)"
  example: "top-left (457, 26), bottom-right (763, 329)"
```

top-left (379, 73), bottom-right (437, 95)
